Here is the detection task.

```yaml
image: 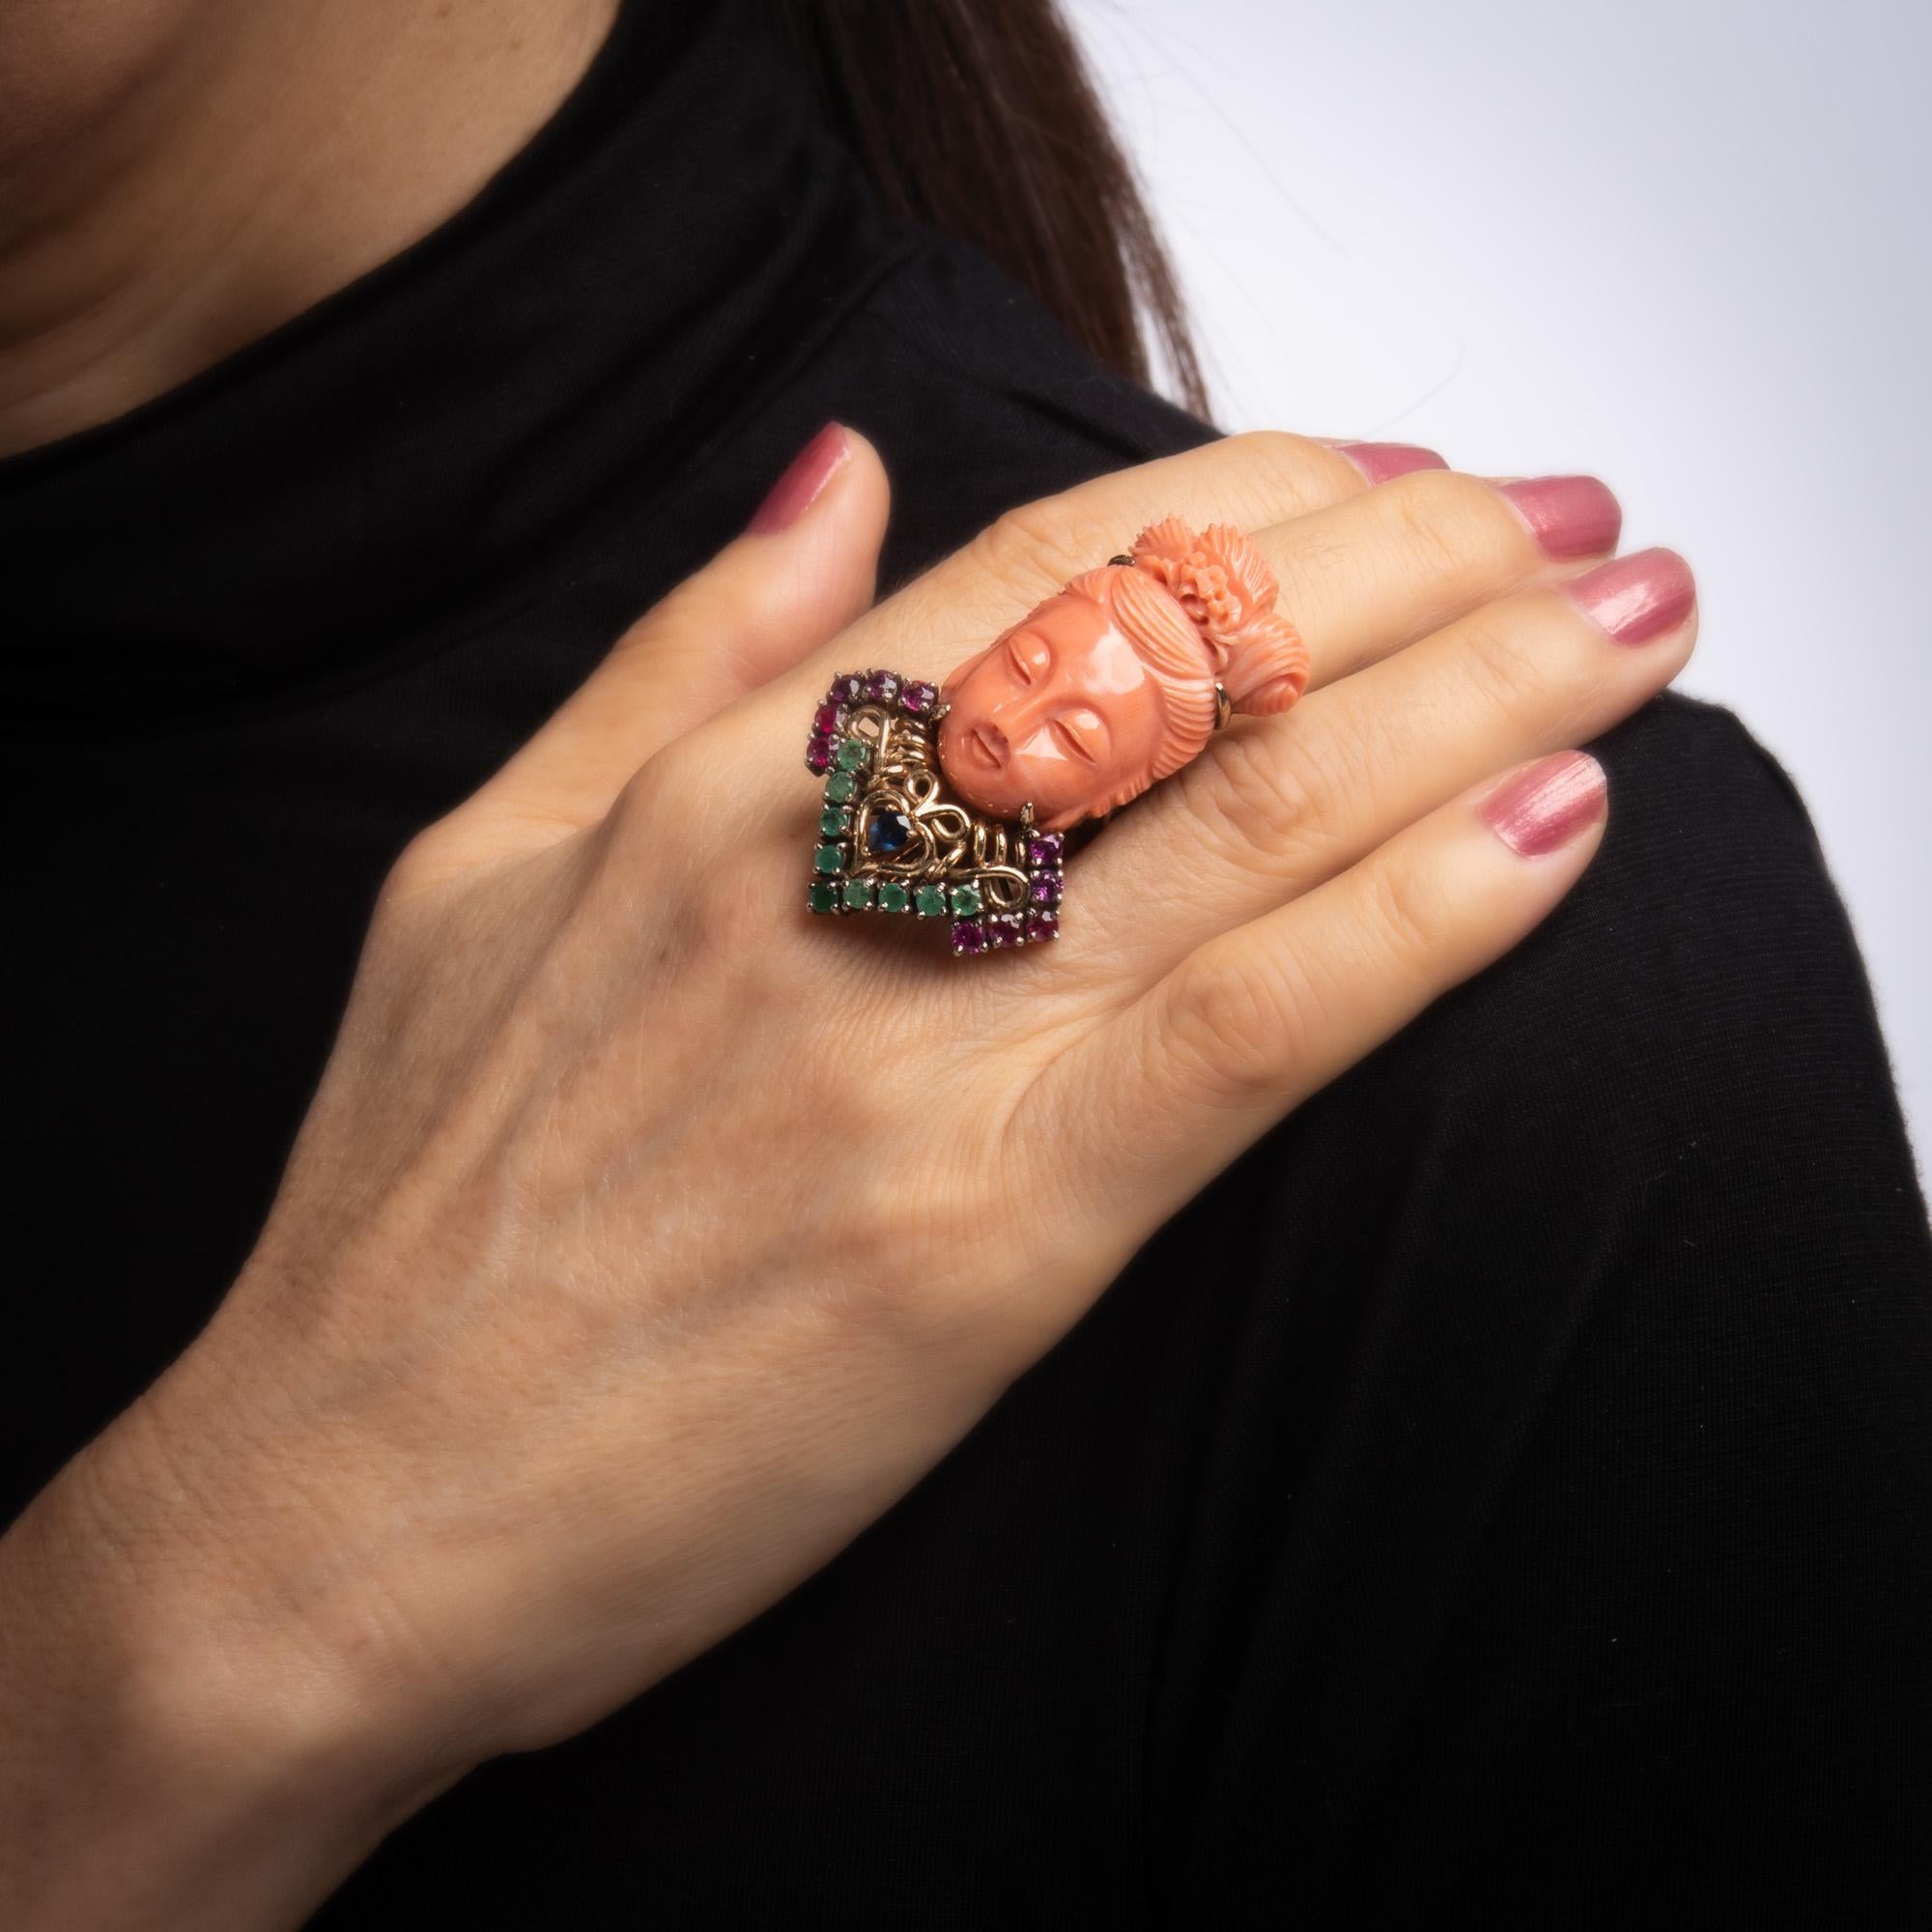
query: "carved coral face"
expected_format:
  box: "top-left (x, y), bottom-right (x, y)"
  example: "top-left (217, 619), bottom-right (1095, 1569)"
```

top-left (937, 587), bottom-right (1170, 832)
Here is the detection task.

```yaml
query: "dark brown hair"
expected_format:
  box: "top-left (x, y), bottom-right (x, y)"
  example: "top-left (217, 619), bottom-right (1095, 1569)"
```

top-left (760, 0), bottom-right (1208, 414)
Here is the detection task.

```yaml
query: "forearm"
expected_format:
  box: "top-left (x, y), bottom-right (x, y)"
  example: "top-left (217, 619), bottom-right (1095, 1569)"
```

top-left (0, 1427), bottom-right (448, 1931)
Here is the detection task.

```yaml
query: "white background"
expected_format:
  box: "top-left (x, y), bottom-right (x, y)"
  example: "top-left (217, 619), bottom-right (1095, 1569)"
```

top-left (1070, 0), bottom-right (1929, 1156)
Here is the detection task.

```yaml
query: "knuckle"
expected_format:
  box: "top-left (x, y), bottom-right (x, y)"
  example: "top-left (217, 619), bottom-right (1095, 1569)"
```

top-left (1458, 602), bottom-right (1560, 716)
top-left (1203, 727), bottom-right (1335, 875)
top-left (657, 565), bottom-right (765, 662)
top-left (1219, 429), bottom-right (1353, 522)
top-left (969, 497), bottom-right (1096, 600)
top-left (1364, 856), bottom-right (1443, 978)
top-left (1379, 469), bottom-right (1514, 592)
top-left (602, 760), bottom-right (700, 914)
top-left (1199, 713), bottom-right (1393, 888)
top-left (607, 748), bottom-right (736, 937)
top-left (613, 736), bottom-right (696, 836)
top-left (1162, 949), bottom-right (1306, 1099)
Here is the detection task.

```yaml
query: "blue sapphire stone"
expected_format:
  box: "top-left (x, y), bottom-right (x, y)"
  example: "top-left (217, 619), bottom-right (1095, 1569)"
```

top-left (865, 810), bottom-right (914, 858)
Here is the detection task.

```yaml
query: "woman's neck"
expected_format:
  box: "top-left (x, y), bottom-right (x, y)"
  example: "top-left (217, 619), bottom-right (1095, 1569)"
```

top-left (0, 0), bottom-right (617, 458)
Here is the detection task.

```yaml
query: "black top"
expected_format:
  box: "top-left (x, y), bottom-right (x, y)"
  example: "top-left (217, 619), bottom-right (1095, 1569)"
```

top-left (5, 4), bottom-right (1927, 1924)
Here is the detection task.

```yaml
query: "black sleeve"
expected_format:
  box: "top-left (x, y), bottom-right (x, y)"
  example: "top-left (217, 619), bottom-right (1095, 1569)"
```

top-left (1138, 692), bottom-right (1932, 1926)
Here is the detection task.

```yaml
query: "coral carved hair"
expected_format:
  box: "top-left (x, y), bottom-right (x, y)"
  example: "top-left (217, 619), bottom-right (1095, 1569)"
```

top-left (1130, 517), bottom-right (1307, 716)
top-left (1047, 519), bottom-right (1304, 811)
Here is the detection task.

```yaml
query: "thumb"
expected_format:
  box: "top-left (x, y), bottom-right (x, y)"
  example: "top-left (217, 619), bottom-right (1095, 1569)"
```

top-left (469, 423), bottom-right (889, 839)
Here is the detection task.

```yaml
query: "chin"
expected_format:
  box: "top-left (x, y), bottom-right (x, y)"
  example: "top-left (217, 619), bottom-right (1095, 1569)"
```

top-left (951, 770), bottom-right (1021, 822)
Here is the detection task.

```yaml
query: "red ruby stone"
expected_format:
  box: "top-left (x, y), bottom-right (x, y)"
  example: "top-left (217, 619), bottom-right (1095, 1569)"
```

top-left (864, 669), bottom-right (899, 704)
top-left (988, 915), bottom-right (1024, 949)
top-left (951, 919), bottom-right (987, 955)
top-left (806, 737), bottom-right (835, 774)
top-left (812, 702), bottom-right (844, 734)
top-left (1025, 909), bottom-right (1059, 943)
top-left (900, 680), bottom-right (938, 716)
top-left (830, 672), bottom-right (866, 703)
top-left (1027, 833), bottom-right (1064, 868)
top-left (1029, 872), bottom-right (1063, 907)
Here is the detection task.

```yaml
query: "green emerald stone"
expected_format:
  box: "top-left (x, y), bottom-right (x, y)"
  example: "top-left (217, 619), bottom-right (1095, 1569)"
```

top-left (877, 881), bottom-right (910, 914)
top-left (819, 807), bottom-right (851, 838)
top-left (835, 738), bottom-right (870, 771)
top-left (950, 883), bottom-right (982, 917)
top-left (813, 843), bottom-right (843, 875)
top-left (842, 879), bottom-right (873, 910)
top-left (824, 772), bottom-right (857, 805)
top-left (914, 884), bottom-right (948, 918)
top-left (807, 882), bottom-right (838, 915)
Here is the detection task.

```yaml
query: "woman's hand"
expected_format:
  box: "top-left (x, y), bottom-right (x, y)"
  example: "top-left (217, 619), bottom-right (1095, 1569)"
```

top-left (0, 427), bottom-right (1695, 1928)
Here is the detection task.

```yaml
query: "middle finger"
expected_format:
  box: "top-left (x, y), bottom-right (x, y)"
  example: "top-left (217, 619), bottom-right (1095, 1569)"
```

top-left (1075, 540), bottom-right (1696, 980)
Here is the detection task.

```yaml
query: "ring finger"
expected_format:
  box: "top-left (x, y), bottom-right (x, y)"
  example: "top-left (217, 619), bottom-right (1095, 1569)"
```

top-left (1246, 467), bottom-right (1624, 694)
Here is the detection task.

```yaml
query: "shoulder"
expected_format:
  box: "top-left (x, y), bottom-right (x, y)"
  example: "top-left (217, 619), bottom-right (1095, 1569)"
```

top-left (1279, 686), bottom-right (1929, 1314)
top-left (1428, 691), bottom-right (1912, 1177)
top-left (803, 228), bottom-right (1216, 586)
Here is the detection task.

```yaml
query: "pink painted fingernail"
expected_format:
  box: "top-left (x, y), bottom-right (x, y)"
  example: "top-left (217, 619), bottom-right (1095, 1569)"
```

top-left (1336, 441), bottom-right (1449, 485)
top-left (748, 422), bottom-right (850, 534)
top-left (1480, 751), bottom-right (1606, 857)
top-left (1564, 547), bottom-right (1695, 646)
top-left (1498, 475), bottom-right (1622, 558)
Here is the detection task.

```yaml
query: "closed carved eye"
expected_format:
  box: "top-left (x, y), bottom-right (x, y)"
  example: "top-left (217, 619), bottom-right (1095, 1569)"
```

top-left (1050, 716), bottom-right (1100, 765)
top-left (1006, 631), bottom-right (1051, 687)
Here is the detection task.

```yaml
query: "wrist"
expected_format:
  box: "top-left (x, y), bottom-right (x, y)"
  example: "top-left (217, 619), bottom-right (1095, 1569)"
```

top-left (0, 1399), bottom-right (461, 1928)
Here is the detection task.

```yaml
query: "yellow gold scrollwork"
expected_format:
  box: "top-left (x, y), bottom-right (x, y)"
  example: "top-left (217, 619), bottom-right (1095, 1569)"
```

top-left (845, 703), bottom-right (1030, 908)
